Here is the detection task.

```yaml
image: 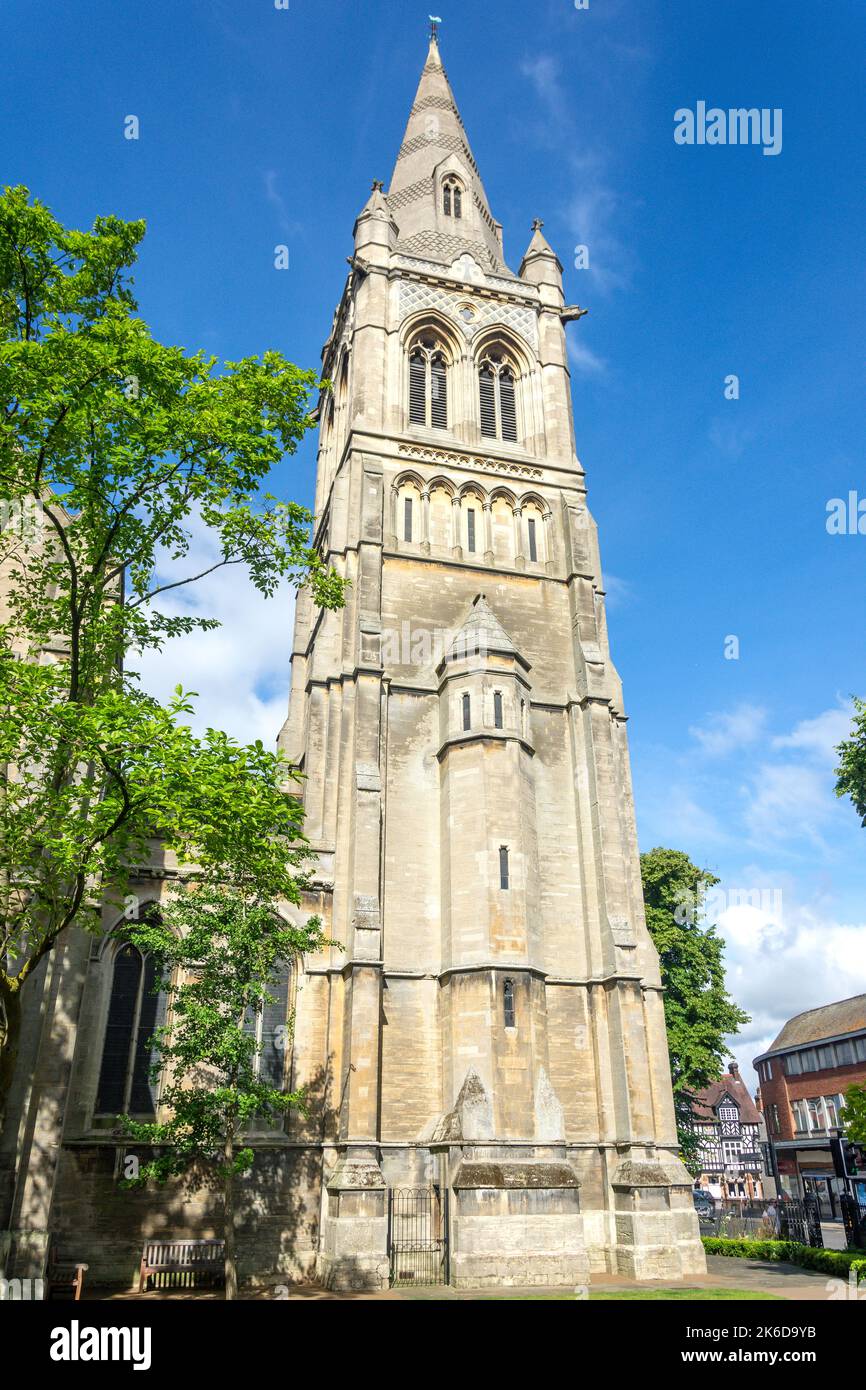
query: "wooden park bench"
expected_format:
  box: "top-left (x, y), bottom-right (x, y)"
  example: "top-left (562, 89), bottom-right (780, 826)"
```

top-left (138, 1238), bottom-right (225, 1292)
top-left (46, 1241), bottom-right (88, 1301)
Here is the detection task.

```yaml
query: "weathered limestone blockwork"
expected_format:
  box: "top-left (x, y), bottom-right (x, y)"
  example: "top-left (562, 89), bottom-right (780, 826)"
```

top-left (46, 1146), bottom-right (323, 1289)
top-left (1, 33), bottom-right (704, 1292)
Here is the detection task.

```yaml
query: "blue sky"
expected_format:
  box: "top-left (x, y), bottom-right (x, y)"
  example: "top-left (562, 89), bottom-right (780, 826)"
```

top-left (4, 0), bottom-right (865, 1083)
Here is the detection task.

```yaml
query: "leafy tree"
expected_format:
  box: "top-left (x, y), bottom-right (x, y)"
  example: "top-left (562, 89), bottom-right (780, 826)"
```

top-left (119, 879), bottom-right (325, 1300)
top-left (842, 1083), bottom-right (866, 1146)
top-left (835, 697), bottom-right (866, 826)
top-left (0, 186), bottom-right (343, 1105)
top-left (640, 847), bottom-right (750, 1175)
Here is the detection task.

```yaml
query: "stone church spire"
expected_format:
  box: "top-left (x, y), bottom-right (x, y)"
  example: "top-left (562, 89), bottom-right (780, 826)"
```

top-left (387, 32), bottom-right (507, 273)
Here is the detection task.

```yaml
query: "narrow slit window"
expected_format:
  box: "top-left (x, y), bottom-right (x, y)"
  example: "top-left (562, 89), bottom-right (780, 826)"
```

top-left (499, 845), bottom-right (510, 890)
top-left (503, 978), bottom-right (515, 1028)
top-left (466, 507), bottom-right (476, 552)
top-left (493, 690), bottom-right (503, 728)
top-left (462, 692), bottom-right (471, 731)
top-left (527, 517), bottom-right (538, 562)
top-left (403, 496), bottom-right (413, 543)
top-left (443, 183), bottom-right (451, 216)
top-left (453, 186), bottom-right (462, 218)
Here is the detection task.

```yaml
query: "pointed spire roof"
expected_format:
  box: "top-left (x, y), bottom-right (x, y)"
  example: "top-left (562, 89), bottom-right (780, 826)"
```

top-left (357, 179), bottom-right (391, 220)
top-left (522, 218), bottom-right (558, 262)
top-left (387, 33), bottom-right (509, 275)
top-left (439, 595), bottom-right (530, 671)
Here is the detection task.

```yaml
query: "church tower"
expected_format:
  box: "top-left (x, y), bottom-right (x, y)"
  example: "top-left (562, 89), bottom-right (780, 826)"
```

top-left (279, 30), bottom-right (705, 1288)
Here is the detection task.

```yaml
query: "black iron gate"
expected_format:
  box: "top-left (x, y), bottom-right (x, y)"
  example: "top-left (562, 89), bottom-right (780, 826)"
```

top-left (779, 1195), bottom-right (823, 1247)
top-left (840, 1192), bottom-right (865, 1251)
top-left (388, 1186), bottom-right (449, 1286)
top-left (701, 1196), bottom-right (824, 1246)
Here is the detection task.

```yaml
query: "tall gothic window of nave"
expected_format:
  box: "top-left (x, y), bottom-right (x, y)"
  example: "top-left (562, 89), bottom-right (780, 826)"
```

top-left (242, 959), bottom-right (292, 1089)
top-left (95, 942), bottom-right (167, 1118)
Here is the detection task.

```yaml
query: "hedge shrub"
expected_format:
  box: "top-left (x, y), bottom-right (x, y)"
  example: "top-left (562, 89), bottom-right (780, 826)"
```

top-left (703, 1237), bottom-right (866, 1283)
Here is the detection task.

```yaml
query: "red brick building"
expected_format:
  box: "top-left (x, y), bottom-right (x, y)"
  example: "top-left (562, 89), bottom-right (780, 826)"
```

top-left (754, 993), bottom-right (866, 1218)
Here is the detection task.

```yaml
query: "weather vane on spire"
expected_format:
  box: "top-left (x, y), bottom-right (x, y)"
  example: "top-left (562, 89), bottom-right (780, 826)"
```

top-left (429, 15), bottom-right (442, 40)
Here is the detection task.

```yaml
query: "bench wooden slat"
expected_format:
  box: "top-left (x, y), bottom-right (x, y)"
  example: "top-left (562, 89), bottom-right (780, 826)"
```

top-left (46, 1239), bottom-right (88, 1302)
top-left (139, 1239), bottom-right (225, 1293)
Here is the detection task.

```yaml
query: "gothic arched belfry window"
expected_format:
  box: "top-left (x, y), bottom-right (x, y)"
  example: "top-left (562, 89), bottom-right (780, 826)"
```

top-left (408, 333), bottom-right (448, 429)
top-left (479, 350), bottom-right (519, 443)
top-left (443, 179), bottom-right (462, 219)
top-left (95, 941), bottom-right (167, 1118)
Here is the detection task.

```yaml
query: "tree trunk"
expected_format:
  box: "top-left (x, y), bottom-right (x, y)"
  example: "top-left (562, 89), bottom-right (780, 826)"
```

top-left (0, 978), bottom-right (21, 1126)
top-left (224, 1130), bottom-right (237, 1301)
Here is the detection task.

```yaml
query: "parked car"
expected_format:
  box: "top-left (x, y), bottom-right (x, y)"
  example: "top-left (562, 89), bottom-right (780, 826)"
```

top-left (692, 1188), bottom-right (716, 1218)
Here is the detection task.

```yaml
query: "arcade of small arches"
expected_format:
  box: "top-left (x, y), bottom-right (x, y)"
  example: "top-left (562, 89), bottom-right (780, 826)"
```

top-left (391, 472), bottom-right (551, 569)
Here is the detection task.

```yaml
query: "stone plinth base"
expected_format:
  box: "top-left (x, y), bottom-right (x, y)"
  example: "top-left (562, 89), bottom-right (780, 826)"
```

top-left (316, 1148), bottom-right (389, 1292)
top-left (449, 1148), bottom-right (591, 1289)
top-left (611, 1156), bottom-right (707, 1280)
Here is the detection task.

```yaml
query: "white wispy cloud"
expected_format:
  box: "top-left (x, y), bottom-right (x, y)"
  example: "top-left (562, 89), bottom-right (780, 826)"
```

top-left (718, 893), bottom-right (866, 1090)
top-left (742, 762), bottom-right (838, 848)
top-left (772, 701), bottom-right (855, 760)
top-left (262, 169), bottom-right (302, 237)
top-left (520, 55), bottom-right (571, 130)
top-left (133, 511), bottom-right (294, 749)
top-left (567, 330), bottom-right (606, 376)
top-left (519, 53), bottom-right (635, 294)
top-left (708, 415), bottom-right (756, 459)
top-left (689, 702), bottom-right (768, 757)
top-left (602, 573), bottom-right (633, 608)
top-left (639, 700), bottom-right (866, 1089)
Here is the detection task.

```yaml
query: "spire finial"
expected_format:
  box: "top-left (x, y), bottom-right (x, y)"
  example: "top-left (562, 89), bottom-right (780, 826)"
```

top-left (429, 15), bottom-right (442, 41)
top-left (371, 179), bottom-right (384, 191)
top-left (532, 218), bottom-right (544, 232)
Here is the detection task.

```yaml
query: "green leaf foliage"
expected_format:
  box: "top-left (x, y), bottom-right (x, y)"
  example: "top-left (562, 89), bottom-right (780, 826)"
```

top-left (835, 697), bottom-right (866, 827)
top-left (118, 884), bottom-right (325, 1183)
top-left (0, 186), bottom-right (344, 1100)
top-left (117, 880), bottom-right (329, 1298)
top-left (842, 1082), bottom-right (866, 1146)
top-left (640, 847), bottom-right (750, 1173)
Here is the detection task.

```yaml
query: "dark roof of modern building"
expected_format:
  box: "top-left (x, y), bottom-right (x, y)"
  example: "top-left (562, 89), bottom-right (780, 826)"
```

top-left (761, 994), bottom-right (866, 1056)
top-left (690, 1067), bottom-right (763, 1126)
